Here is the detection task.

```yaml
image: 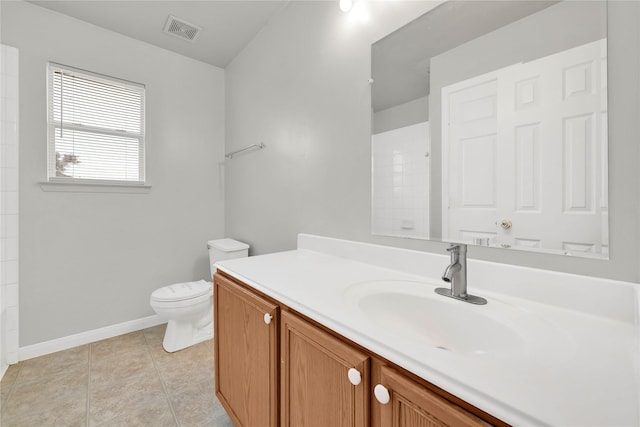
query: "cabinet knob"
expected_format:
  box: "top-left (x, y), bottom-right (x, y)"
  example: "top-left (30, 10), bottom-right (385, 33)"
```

top-left (347, 368), bottom-right (361, 386)
top-left (374, 384), bottom-right (390, 404)
top-left (263, 313), bottom-right (273, 325)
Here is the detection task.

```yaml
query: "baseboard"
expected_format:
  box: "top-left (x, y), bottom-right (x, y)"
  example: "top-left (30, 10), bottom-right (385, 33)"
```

top-left (18, 315), bottom-right (166, 361)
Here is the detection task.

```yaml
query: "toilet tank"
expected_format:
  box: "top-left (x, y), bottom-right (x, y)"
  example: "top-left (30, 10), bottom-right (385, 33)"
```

top-left (207, 238), bottom-right (249, 276)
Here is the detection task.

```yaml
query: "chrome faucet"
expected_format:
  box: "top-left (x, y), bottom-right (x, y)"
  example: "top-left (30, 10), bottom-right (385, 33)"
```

top-left (435, 244), bottom-right (487, 305)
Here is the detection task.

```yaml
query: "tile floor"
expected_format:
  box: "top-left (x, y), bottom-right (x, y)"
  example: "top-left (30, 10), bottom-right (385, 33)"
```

top-left (0, 324), bottom-right (234, 426)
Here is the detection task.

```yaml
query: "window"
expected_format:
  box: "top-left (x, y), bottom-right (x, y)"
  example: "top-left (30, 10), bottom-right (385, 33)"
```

top-left (47, 63), bottom-right (145, 185)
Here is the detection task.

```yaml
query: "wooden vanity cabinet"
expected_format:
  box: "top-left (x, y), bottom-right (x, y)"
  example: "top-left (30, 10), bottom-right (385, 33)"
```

top-left (373, 364), bottom-right (492, 427)
top-left (214, 273), bottom-right (279, 427)
top-left (214, 272), bottom-right (505, 427)
top-left (281, 310), bottom-right (370, 427)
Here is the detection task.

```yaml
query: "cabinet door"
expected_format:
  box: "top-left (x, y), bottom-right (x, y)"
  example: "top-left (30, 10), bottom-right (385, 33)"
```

top-left (281, 311), bottom-right (370, 427)
top-left (214, 274), bottom-right (279, 427)
top-left (376, 366), bottom-right (490, 427)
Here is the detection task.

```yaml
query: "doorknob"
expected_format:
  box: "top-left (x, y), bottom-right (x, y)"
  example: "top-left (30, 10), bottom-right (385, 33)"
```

top-left (500, 219), bottom-right (512, 230)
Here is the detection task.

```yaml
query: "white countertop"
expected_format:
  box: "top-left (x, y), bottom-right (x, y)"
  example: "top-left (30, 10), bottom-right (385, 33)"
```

top-left (216, 234), bottom-right (640, 426)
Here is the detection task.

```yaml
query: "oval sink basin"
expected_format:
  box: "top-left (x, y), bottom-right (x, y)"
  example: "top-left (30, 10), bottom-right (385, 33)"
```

top-left (343, 280), bottom-right (570, 360)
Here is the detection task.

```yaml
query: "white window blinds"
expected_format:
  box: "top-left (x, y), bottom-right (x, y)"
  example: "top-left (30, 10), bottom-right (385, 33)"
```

top-left (47, 63), bottom-right (145, 185)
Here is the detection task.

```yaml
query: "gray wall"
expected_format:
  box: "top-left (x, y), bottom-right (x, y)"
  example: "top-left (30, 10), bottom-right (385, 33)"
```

top-left (225, 1), bottom-right (437, 254)
top-left (226, 1), bottom-right (640, 283)
top-left (1, 2), bottom-right (226, 346)
top-left (373, 95), bottom-right (428, 135)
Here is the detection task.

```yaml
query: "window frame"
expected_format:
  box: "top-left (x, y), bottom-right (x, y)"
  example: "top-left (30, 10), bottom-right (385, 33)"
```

top-left (46, 62), bottom-right (146, 187)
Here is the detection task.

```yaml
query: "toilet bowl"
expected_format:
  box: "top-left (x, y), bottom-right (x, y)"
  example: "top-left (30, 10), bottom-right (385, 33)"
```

top-left (150, 280), bottom-right (213, 353)
top-left (150, 238), bottom-right (249, 352)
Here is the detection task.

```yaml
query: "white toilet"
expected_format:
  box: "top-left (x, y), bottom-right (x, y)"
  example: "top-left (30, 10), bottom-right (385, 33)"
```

top-left (150, 238), bottom-right (249, 352)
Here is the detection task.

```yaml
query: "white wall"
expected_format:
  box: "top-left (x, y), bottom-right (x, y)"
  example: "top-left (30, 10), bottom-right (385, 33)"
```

top-left (0, 1), bottom-right (225, 347)
top-left (372, 122), bottom-right (430, 239)
top-left (226, 1), bottom-right (640, 282)
top-left (1, 44), bottom-right (20, 372)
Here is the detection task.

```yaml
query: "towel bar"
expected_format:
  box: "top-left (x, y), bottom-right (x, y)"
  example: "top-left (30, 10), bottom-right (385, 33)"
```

top-left (225, 143), bottom-right (265, 159)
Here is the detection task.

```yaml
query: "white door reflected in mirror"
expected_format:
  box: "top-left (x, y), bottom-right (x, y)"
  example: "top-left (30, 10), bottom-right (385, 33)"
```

top-left (371, 0), bottom-right (609, 259)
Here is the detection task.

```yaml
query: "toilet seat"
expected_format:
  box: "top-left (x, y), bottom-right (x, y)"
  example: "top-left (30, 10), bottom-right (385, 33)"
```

top-left (151, 280), bottom-right (211, 303)
top-left (151, 292), bottom-right (211, 309)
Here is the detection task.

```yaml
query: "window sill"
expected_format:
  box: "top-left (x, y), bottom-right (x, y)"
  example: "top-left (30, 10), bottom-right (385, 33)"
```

top-left (40, 181), bottom-right (152, 194)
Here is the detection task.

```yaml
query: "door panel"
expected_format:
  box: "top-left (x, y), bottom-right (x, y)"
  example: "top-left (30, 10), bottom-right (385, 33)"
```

top-left (443, 39), bottom-right (607, 255)
top-left (214, 274), bottom-right (279, 427)
top-left (378, 366), bottom-right (489, 427)
top-left (281, 311), bottom-right (369, 427)
top-left (443, 78), bottom-right (498, 242)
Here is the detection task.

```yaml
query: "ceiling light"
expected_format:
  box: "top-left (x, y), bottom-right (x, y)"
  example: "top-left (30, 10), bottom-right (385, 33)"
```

top-left (349, 1), bottom-right (369, 23)
top-left (339, 0), bottom-right (353, 13)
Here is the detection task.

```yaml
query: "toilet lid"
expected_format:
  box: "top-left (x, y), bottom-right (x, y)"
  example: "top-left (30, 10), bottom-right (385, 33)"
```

top-left (151, 280), bottom-right (211, 302)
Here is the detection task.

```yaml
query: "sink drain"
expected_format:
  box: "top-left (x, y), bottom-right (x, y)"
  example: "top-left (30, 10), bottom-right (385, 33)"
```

top-left (435, 345), bottom-right (451, 351)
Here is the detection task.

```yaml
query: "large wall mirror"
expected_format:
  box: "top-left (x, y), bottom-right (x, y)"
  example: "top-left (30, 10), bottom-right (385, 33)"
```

top-left (371, 0), bottom-right (608, 259)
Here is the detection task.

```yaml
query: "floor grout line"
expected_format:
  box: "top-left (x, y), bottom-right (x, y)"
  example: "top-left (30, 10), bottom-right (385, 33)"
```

top-left (86, 343), bottom-right (92, 427)
top-left (143, 330), bottom-right (180, 427)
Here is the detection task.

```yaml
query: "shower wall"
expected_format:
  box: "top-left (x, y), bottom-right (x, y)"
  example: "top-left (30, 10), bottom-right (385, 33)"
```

top-left (1, 43), bottom-right (20, 376)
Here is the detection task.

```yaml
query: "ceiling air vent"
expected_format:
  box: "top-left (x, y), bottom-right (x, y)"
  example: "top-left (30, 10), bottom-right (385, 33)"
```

top-left (163, 15), bottom-right (202, 42)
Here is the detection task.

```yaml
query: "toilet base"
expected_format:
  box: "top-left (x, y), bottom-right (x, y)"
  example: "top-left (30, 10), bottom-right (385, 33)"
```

top-left (162, 318), bottom-right (213, 353)
top-left (150, 280), bottom-right (215, 353)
